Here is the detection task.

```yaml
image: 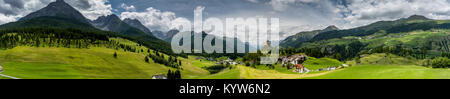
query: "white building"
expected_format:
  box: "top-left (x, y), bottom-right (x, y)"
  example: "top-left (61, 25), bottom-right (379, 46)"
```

top-left (152, 74), bottom-right (167, 79)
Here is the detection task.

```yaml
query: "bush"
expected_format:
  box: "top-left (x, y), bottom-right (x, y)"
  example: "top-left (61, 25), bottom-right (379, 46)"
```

top-left (203, 65), bottom-right (228, 74)
top-left (431, 57), bottom-right (450, 68)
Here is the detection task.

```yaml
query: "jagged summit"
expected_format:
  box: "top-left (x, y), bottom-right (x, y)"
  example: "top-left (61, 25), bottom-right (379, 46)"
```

top-left (20, 0), bottom-right (89, 23)
top-left (123, 18), bottom-right (152, 34)
top-left (95, 14), bottom-right (121, 22)
top-left (91, 14), bottom-right (123, 31)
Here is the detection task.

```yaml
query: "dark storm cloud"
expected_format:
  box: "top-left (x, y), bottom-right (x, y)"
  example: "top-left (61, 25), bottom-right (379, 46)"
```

top-left (3, 0), bottom-right (25, 9)
top-left (0, 0), bottom-right (26, 15)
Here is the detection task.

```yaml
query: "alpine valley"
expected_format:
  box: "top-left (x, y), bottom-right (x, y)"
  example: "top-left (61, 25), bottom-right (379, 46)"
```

top-left (0, 0), bottom-right (449, 79)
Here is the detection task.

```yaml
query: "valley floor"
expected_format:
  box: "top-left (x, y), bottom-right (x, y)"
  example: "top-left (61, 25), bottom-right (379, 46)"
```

top-left (0, 46), bottom-right (449, 79)
top-left (304, 65), bottom-right (450, 79)
top-left (196, 65), bottom-right (450, 79)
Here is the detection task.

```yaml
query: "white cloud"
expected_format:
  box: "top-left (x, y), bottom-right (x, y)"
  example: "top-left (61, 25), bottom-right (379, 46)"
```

top-left (66, 0), bottom-right (113, 20)
top-left (120, 7), bottom-right (188, 32)
top-left (0, 0), bottom-right (54, 24)
top-left (267, 0), bottom-right (318, 11)
top-left (0, 13), bottom-right (17, 24)
top-left (120, 3), bottom-right (136, 11)
top-left (264, 0), bottom-right (450, 37)
top-left (341, 0), bottom-right (450, 28)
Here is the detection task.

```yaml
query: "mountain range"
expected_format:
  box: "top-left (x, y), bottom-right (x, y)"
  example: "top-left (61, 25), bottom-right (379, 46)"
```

top-left (0, 0), bottom-right (174, 54)
top-left (280, 25), bottom-right (339, 47)
top-left (0, 0), bottom-right (254, 56)
top-left (280, 15), bottom-right (448, 48)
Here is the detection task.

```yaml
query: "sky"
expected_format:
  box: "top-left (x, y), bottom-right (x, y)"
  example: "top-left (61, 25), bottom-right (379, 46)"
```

top-left (2, 0), bottom-right (450, 43)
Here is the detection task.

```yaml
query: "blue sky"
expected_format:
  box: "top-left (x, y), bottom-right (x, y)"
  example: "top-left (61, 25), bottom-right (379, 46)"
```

top-left (2, 0), bottom-right (450, 41)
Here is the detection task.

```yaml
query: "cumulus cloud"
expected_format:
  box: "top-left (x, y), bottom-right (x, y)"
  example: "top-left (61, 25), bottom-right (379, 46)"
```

top-left (254, 0), bottom-right (450, 37)
top-left (65, 0), bottom-right (112, 20)
top-left (120, 3), bottom-right (136, 11)
top-left (267, 0), bottom-right (319, 11)
top-left (120, 7), bottom-right (188, 32)
top-left (0, 13), bottom-right (17, 24)
top-left (0, 0), bottom-right (54, 24)
top-left (341, 0), bottom-right (450, 28)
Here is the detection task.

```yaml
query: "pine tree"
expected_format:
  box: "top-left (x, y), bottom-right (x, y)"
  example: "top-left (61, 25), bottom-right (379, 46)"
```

top-left (145, 56), bottom-right (149, 63)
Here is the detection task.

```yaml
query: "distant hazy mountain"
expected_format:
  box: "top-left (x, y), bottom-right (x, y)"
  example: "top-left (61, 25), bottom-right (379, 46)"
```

top-left (280, 25), bottom-right (339, 48)
top-left (157, 30), bottom-right (178, 42)
top-left (91, 14), bottom-right (158, 38)
top-left (20, 0), bottom-right (89, 23)
top-left (151, 30), bottom-right (167, 40)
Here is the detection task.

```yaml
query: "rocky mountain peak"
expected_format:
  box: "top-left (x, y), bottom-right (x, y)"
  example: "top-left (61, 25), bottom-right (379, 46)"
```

top-left (20, 0), bottom-right (89, 23)
top-left (123, 18), bottom-right (152, 35)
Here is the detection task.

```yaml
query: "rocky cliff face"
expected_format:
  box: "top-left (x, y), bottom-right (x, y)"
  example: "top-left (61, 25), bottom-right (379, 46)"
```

top-left (123, 18), bottom-right (152, 35)
top-left (91, 14), bottom-right (123, 31)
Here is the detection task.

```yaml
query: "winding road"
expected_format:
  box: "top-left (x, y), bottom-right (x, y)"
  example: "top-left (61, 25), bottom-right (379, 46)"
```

top-left (0, 65), bottom-right (20, 79)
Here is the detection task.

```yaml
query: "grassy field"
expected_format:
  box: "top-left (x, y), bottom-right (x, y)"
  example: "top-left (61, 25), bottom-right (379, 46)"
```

top-left (196, 68), bottom-right (241, 79)
top-left (0, 45), bottom-right (208, 79)
top-left (346, 53), bottom-right (417, 66)
top-left (0, 46), bottom-right (167, 79)
top-left (304, 65), bottom-right (450, 79)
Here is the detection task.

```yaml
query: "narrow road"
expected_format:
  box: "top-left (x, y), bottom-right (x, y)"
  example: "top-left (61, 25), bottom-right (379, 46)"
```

top-left (0, 74), bottom-right (20, 79)
top-left (0, 65), bottom-right (20, 79)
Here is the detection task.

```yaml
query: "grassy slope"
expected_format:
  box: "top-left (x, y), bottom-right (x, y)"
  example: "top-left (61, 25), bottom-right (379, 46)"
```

top-left (0, 38), bottom-right (208, 79)
top-left (0, 46), bottom-right (167, 79)
top-left (346, 53), bottom-right (417, 66)
top-left (196, 55), bottom-right (450, 79)
top-left (179, 56), bottom-right (210, 79)
top-left (300, 29), bottom-right (450, 57)
top-left (304, 65), bottom-right (450, 79)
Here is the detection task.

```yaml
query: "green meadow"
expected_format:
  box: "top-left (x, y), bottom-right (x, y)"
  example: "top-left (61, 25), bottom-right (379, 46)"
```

top-left (304, 65), bottom-right (450, 79)
top-left (0, 38), bottom-right (209, 79)
top-left (0, 37), bottom-right (449, 79)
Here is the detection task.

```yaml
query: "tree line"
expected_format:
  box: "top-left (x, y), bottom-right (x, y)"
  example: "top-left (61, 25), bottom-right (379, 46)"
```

top-left (167, 69), bottom-right (181, 79)
top-left (147, 50), bottom-right (182, 69)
